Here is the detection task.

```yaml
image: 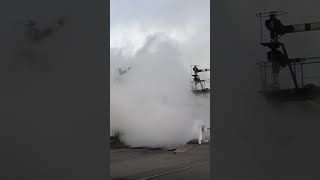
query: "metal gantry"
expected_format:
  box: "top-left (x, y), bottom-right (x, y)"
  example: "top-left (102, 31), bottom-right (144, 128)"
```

top-left (191, 65), bottom-right (210, 94)
top-left (256, 11), bottom-right (320, 101)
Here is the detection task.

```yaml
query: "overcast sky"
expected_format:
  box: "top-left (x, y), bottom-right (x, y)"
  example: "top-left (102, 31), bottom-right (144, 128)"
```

top-left (110, 0), bottom-right (210, 68)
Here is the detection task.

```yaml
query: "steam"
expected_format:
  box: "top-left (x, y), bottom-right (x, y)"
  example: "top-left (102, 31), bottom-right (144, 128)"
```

top-left (110, 33), bottom-right (209, 148)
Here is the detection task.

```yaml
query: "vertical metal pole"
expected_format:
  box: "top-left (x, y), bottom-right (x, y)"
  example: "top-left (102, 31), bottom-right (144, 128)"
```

top-left (301, 64), bottom-right (304, 87)
top-left (260, 64), bottom-right (264, 90)
top-left (264, 62), bottom-right (267, 90)
top-left (294, 61), bottom-right (297, 86)
top-left (259, 15), bottom-right (263, 43)
top-left (288, 64), bottom-right (299, 89)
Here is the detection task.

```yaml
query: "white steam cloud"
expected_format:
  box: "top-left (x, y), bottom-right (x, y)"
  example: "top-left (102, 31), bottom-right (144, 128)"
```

top-left (110, 33), bottom-right (210, 148)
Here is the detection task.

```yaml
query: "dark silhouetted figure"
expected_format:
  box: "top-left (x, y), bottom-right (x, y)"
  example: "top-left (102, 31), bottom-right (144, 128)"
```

top-left (192, 74), bottom-right (201, 82)
top-left (265, 14), bottom-right (285, 40)
top-left (193, 65), bottom-right (201, 74)
top-left (265, 42), bottom-right (292, 89)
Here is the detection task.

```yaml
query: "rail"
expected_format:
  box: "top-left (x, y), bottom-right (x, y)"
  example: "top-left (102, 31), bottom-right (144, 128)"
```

top-left (256, 57), bottom-right (320, 90)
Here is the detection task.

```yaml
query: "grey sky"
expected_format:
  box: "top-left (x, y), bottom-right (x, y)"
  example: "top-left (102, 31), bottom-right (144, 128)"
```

top-left (110, 0), bottom-right (210, 68)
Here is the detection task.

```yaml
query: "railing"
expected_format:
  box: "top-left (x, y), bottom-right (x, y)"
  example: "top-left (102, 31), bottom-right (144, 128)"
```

top-left (257, 58), bottom-right (320, 91)
top-left (190, 80), bottom-right (210, 91)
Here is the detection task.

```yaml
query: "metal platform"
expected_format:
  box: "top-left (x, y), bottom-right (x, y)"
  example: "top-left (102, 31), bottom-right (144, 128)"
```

top-left (192, 88), bottom-right (210, 94)
top-left (257, 59), bottom-right (320, 101)
top-left (190, 65), bottom-right (210, 94)
top-left (258, 85), bottom-right (320, 101)
top-left (255, 12), bottom-right (320, 102)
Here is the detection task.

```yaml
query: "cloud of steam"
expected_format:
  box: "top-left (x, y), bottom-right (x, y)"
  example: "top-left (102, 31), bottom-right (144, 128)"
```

top-left (110, 33), bottom-right (210, 148)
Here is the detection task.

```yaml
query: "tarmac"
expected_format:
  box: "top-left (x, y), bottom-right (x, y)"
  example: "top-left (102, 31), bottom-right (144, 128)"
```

top-left (110, 143), bottom-right (210, 180)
